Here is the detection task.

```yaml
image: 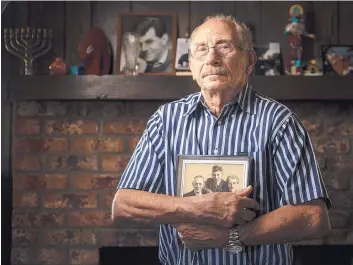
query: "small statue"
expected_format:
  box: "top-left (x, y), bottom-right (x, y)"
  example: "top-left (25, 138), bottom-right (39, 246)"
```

top-left (303, 59), bottom-right (323, 76)
top-left (284, 4), bottom-right (315, 75)
top-left (79, 28), bottom-right (111, 75)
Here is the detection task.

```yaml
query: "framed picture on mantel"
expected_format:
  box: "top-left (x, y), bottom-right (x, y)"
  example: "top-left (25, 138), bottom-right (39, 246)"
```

top-left (116, 12), bottom-right (177, 76)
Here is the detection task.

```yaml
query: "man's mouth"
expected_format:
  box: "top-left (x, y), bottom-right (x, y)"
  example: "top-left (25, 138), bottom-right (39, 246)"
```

top-left (202, 72), bottom-right (227, 78)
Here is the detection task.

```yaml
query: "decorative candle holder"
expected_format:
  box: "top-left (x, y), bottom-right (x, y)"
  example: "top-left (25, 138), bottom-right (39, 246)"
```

top-left (4, 27), bottom-right (53, 75)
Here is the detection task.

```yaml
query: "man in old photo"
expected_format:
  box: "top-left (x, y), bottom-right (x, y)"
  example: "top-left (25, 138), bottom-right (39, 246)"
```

top-left (112, 14), bottom-right (331, 265)
top-left (205, 165), bottom-right (228, 192)
top-left (184, 175), bottom-right (212, 197)
top-left (134, 17), bottom-right (172, 73)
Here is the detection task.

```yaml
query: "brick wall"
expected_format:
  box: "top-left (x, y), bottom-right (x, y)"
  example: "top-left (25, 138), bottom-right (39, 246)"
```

top-left (11, 100), bottom-right (353, 265)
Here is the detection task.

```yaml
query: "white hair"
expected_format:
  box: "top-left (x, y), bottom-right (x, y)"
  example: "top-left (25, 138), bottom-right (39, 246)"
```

top-left (190, 14), bottom-right (254, 51)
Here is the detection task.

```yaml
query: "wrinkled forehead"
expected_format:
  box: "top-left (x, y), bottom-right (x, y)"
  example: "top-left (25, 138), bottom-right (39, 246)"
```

top-left (191, 19), bottom-right (237, 45)
top-left (194, 178), bottom-right (203, 183)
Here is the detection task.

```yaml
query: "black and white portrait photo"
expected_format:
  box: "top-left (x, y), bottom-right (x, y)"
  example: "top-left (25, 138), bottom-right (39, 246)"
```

top-left (175, 38), bottom-right (190, 71)
top-left (116, 12), bottom-right (177, 75)
top-left (176, 156), bottom-right (251, 197)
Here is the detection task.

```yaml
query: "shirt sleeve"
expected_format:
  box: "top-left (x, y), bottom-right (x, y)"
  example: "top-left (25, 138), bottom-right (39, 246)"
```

top-left (272, 114), bottom-right (331, 209)
top-left (117, 108), bottom-right (165, 194)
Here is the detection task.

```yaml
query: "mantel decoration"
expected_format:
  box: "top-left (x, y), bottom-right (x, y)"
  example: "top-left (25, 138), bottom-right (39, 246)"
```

top-left (121, 32), bottom-right (140, 76)
top-left (175, 38), bottom-right (190, 72)
top-left (321, 45), bottom-right (353, 76)
top-left (49, 57), bottom-right (69, 75)
top-left (116, 12), bottom-right (177, 76)
top-left (78, 27), bottom-right (111, 75)
top-left (284, 4), bottom-right (315, 75)
top-left (4, 27), bottom-right (53, 75)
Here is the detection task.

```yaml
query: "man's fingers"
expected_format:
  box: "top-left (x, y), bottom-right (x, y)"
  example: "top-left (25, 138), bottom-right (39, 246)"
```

top-left (236, 185), bottom-right (253, 197)
top-left (239, 209), bottom-right (256, 221)
top-left (240, 197), bottom-right (261, 211)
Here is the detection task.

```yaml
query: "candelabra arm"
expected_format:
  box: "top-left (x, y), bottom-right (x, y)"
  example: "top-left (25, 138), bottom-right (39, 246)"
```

top-left (30, 29), bottom-right (42, 50)
top-left (15, 29), bottom-right (28, 49)
top-left (4, 41), bottom-right (25, 61)
top-left (31, 30), bottom-right (48, 55)
top-left (32, 39), bottom-right (52, 61)
top-left (21, 28), bottom-right (30, 47)
top-left (10, 38), bottom-right (26, 59)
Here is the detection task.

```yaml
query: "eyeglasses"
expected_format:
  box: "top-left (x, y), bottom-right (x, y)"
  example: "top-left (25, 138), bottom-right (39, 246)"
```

top-left (189, 41), bottom-right (237, 59)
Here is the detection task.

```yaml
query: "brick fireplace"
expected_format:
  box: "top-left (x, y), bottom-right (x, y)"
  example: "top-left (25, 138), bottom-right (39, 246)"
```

top-left (11, 99), bottom-right (353, 265)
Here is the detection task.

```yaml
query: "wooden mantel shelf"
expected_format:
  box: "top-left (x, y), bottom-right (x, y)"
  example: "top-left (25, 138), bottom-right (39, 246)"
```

top-left (9, 75), bottom-right (353, 101)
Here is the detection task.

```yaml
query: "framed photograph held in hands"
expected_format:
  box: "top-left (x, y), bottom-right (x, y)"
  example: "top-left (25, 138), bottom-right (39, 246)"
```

top-left (176, 155), bottom-right (252, 197)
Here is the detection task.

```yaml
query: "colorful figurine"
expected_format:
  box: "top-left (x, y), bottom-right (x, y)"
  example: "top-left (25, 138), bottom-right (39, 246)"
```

top-left (284, 4), bottom-right (315, 75)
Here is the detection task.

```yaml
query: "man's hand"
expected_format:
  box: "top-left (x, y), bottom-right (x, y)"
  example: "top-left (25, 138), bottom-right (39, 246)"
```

top-left (175, 223), bottom-right (229, 251)
top-left (191, 185), bottom-right (261, 227)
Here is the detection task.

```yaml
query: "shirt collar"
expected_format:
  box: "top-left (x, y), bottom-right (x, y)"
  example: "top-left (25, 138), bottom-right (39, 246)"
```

top-left (153, 49), bottom-right (169, 67)
top-left (183, 82), bottom-right (256, 117)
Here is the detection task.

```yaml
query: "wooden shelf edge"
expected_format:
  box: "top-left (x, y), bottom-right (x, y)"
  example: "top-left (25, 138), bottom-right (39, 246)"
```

top-left (9, 75), bottom-right (353, 101)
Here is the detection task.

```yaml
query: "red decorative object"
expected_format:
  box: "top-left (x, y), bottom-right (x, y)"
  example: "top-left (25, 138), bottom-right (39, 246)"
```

top-left (79, 28), bottom-right (111, 75)
top-left (49, 57), bottom-right (69, 75)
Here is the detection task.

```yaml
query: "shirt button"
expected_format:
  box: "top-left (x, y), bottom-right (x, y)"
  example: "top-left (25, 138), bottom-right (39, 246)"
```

top-left (218, 120), bottom-right (222, 125)
top-left (214, 149), bottom-right (219, 155)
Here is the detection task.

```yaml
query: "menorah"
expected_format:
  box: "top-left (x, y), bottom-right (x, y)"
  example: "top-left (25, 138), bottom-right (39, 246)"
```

top-left (4, 27), bottom-right (53, 75)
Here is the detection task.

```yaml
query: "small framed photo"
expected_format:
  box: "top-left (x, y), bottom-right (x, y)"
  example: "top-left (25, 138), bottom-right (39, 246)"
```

top-left (321, 45), bottom-right (353, 76)
top-left (175, 38), bottom-right (190, 71)
top-left (176, 155), bottom-right (252, 197)
top-left (116, 12), bottom-right (177, 75)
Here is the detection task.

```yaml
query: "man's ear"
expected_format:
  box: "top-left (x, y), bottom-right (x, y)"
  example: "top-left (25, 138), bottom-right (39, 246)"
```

top-left (188, 55), bottom-right (196, 80)
top-left (161, 33), bottom-right (169, 45)
top-left (246, 50), bottom-right (257, 75)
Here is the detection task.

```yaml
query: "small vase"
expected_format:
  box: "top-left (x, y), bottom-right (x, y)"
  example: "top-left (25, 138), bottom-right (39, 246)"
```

top-left (49, 57), bottom-right (69, 75)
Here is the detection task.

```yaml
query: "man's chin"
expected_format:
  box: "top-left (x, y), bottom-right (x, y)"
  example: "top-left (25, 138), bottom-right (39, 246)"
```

top-left (202, 83), bottom-right (230, 91)
top-left (143, 55), bottom-right (155, 63)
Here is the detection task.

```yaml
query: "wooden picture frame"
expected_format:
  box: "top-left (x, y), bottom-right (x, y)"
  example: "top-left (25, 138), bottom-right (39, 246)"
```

top-left (116, 12), bottom-right (177, 76)
top-left (176, 155), bottom-right (252, 197)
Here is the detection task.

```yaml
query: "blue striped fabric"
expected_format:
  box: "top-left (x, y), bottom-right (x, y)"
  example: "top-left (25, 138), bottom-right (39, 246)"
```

top-left (117, 83), bottom-right (330, 265)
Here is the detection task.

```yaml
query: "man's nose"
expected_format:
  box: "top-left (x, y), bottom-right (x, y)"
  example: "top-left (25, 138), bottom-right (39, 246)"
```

top-left (141, 43), bottom-right (148, 51)
top-left (205, 47), bottom-right (221, 66)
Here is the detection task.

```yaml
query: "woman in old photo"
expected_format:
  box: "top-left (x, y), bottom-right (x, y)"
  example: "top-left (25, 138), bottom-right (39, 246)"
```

top-left (227, 175), bottom-right (241, 193)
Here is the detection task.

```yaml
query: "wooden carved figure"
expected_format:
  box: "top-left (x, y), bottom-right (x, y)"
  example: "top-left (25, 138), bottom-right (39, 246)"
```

top-left (79, 28), bottom-right (111, 75)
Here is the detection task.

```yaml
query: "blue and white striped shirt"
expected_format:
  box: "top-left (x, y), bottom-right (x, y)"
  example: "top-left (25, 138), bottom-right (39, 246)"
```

top-left (117, 83), bottom-right (330, 265)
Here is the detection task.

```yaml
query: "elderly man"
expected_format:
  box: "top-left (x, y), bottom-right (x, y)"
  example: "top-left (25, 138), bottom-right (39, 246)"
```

top-left (112, 14), bottom-right (331, 265)
top-left (184, 175), bottom-right (212, 197)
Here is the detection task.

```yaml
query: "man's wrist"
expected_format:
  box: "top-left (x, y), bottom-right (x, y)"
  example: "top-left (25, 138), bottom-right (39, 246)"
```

top-left (237, 225), bottom-right (249, 246)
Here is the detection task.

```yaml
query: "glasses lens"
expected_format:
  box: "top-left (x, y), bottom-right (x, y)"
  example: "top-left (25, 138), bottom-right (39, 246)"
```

top-left (191, 42), bottom-right (235, 59)
top-left (215, 42), bottom-right (233, 56)
top-left (191, 45), bottom-right (208, 58)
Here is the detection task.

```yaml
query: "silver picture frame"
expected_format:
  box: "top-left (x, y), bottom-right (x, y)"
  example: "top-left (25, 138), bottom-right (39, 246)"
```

top-left (176, 155), bottom-right (252, 197)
